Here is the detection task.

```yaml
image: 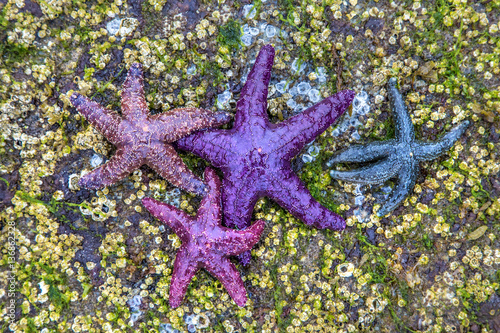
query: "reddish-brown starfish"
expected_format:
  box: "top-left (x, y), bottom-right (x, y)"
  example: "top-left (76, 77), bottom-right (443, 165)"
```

top-left (142, 168), bottom-right (265, 308)
top-left (71, 63), bottom-right (231, 195)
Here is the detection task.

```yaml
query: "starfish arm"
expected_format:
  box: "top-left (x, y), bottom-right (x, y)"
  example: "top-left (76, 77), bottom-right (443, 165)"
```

top-left (70, 93), bottom-right (122, 145)
top-left (121, 63), bottom-right (149, 120)
top-left (221, 174), bottom-right (261, 230)
top-left (141, 197), bottom-right (191, 241)
top-left (377, 160), bottom-right (419, 217)
top-left (196, 167), bottom-right (223, 224)
top-left (328, 140), bottom-right (397, 165)
top-left (267, 170), bottom-right (345, 230)
top-left (78, 148), bottom-right (142, 189)
top-left (414, 120), bottom-right (470, 161)
top-left (234, 44), bottom-right (275, 130)
top-left (275, 90), bottom-right (355, 156)
top-left (203, 256), bottom-right (248, 307)
top-left (153, 108), bottom-right (232, 142)
top-left (169, 247), bottom-right (199, 308)
top-left (146, 144), bottom-right (207, 196)
top-left (388, 78), bottom-right (415, 142)
top-left (220, 173), bottom-right (262, 266)
top-left (217, 220), bottom-right (265, 256)
top-left (176, 130), bottom-right (234, 168)
top-left (330, 156), bottom-right (402, 185)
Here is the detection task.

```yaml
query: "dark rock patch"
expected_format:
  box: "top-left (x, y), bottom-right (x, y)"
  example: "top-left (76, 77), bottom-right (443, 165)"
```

top-left (162, 0), bottom-right (206, 32)
top-left (0, 170), bottom-right (18, 211)
top-left (364, 17), bottom-right (384, 35)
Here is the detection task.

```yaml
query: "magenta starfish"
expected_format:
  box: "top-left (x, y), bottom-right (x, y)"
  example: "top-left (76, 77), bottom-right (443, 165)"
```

top-left (71, 63), bottom-right (231, 195)
top-left (176, 45), bottom-right (354, 262)
top-left (142, 168), bottom-right (265, 308)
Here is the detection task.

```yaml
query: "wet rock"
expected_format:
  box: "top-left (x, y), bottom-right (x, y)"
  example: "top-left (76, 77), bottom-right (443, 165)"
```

top-left (44, 149), bottom-right (94, 206)
top-left (128, 0), bottom-right (144, 21)
top-left (425, 259), bottom-right (447, 282)
top-left (492, 178), bottom-right (500, 194)
top-left (488, 125), bottom-right (499, 143)
top-left (350, 306), bottom-right (360, 322)
top-left (399, 252), bottom-right (409, 270)
top-left (365, 226), bottom-right (377, 245)
top-left (467, 212), bottom-right (477, 223)
top-left (483, 177), bottom-right (499, 198)
top-left (0, 170), bottom-right (18, 211)
top-left (19, 0), bottom-right (43, 17)
top-left (476, 293), bottom-right (500, 332)
top-left (364, 17), bottom-right (384, 35)
top-left (469, 323), bottom-right (480, 333)
top-left (162, 0), bottom-right (206, 31)
top-left (346, 242), bottom-right (362, 261)
top-left (71, 226), bottom-right (107, 286)
top-left (327, 19), bottom-right (357, 36)
top-left (420, 190), bottom-right (435, 205)
top-left (200, 90), bottom-right (215, 109)
top-left (93, 49), bottom-right (125, 85)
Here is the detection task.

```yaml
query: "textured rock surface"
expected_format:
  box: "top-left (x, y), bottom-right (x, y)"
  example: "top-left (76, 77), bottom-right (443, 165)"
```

top-left (4, 0), bottom-right (497, 330)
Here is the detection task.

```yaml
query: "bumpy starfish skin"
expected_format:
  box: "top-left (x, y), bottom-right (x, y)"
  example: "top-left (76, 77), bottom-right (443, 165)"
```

top-left (177, 44), bottom-right (354, 264)
top-left (329, 77), bottom-right (469, 217)
top-left (71, 63), bottom-right (231, 195)
top-left (142, 168), bottom-right (265, 308)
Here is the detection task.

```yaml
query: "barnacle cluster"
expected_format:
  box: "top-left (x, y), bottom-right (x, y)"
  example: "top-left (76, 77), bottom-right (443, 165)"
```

top-left (1, 0), bottom-right (499, 332)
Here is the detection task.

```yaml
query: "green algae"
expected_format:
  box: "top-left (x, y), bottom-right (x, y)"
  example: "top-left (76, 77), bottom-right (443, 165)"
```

top-left (299, 150), bottom-right (340, 214)
top-left (217, 19), bottom-right (242, 50)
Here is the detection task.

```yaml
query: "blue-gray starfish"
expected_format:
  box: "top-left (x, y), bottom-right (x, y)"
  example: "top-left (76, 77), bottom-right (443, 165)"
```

top-left (328, 78), bottom-right (469, 217)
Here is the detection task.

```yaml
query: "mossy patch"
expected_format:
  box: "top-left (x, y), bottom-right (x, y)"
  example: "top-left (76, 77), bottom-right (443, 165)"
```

top-left (217, 19), bottom-right (242, 50)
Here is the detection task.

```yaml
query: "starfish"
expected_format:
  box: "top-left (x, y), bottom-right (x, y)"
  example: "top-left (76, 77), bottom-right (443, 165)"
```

top-left (328, 77), bottom-right (469, 217)
top-left (176, 44), bottom-right (354, 263)
top-left (71, 63), bottom-right (231, 195)
top-left (142, 167), bottom-right (265, 308)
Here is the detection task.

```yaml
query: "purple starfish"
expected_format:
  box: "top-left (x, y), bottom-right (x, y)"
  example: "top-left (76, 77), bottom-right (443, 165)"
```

top-left (177, 44), bottom-right (355, 263)
top-left (71, 63), bottom-right (231, 195)
top-left (142, 168), bottom-right (265, 308)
